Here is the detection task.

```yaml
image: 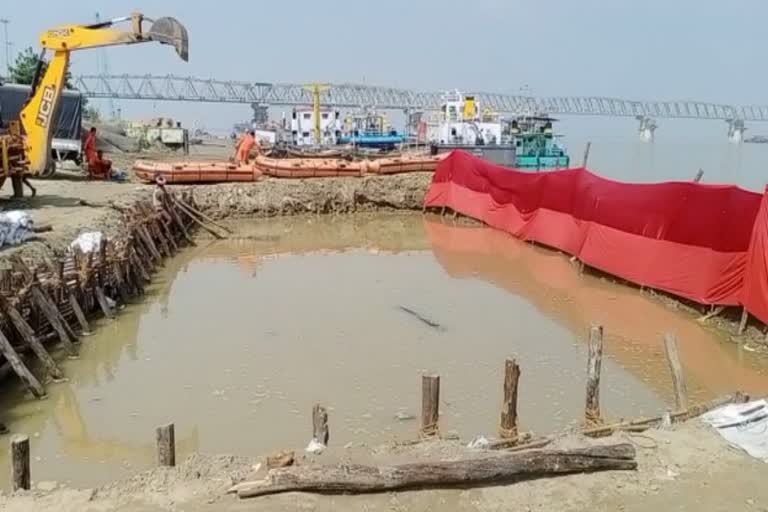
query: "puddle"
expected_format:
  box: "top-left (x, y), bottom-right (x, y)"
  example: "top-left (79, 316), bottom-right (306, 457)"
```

top-left (0, 213), bottom-right (767, 489)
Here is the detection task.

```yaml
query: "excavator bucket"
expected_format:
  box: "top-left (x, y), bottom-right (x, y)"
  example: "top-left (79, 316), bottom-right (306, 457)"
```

top-left (148, 17), bottom-right (189, 61)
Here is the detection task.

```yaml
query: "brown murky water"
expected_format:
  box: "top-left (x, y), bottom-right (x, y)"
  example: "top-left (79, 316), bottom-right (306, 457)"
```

top-left (1, 213), bottom-right (768, 490)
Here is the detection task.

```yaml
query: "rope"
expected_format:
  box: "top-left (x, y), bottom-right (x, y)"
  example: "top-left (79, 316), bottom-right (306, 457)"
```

top-left (627, 433), bottom-right (659, 450)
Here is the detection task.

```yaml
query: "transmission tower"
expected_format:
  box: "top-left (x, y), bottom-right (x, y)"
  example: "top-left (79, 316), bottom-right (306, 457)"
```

top-left (94, 12), bottom-right (118, 119)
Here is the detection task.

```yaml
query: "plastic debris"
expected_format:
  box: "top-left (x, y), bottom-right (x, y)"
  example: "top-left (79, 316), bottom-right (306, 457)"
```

top-left (0, 210), bottom-right (33, 247)
top-left (70, 231), bottom-right (103, 253)
top-left (467, 436), bottom-right (490, 450)
top-left (305, 438), bottom-right (326, 454)
top-left (702, 399), bottom-right (768, 462)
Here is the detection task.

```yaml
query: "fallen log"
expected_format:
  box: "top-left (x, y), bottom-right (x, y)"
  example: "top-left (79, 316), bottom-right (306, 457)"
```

top-left (236, 443), bottom-right (636, 498)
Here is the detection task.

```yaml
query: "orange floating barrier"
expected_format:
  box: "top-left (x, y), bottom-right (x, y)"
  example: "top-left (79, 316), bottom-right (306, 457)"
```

top-left (133, 160), bottom-right (261, 184)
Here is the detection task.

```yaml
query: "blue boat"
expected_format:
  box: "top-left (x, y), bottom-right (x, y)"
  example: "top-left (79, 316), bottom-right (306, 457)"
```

top-left (338, 110), bottom-right (405, 149)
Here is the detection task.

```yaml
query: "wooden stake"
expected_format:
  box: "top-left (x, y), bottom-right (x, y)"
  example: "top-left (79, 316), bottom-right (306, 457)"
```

top-left (156, 423), bottom-right (176, 467)
top-left (0, 328), bottom-right (44, 398)
top-left (421, 375), bottom-right (440, 436)
top-left (693, 168), bottom-right (704, 183)
top-left (738, 307), bottom-right (749, 335)
top-left (499, 358), bottom-right (521, 440)
top-left (582, 141), bottom-right (592, 167)
top-left (138, 225), bottom-right (163, 262)
top-left (663, 333), bottom-right (689, 412)
top-left (30, 286), bottom-right (76, 356)
top-left (176, 201), bottom-right (225, 240)
top-left (585, 324), bottom-right (604, 426)
top-left (94, 286), bottom-right (115, 319)
top-left (1, 298), bottom-right (63, 379)
top-left (68, 292), bottom-right (91, 334)
top-left (172, 195), bottom-right (232, 234)
top-left (11, 434), bottom-right (30, 491)
top-left (312, 404), bottom-right (329, 445)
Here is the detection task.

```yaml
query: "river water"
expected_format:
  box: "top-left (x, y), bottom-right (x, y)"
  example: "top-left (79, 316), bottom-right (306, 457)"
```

top-left (1, 213), bottom-right (768, 489)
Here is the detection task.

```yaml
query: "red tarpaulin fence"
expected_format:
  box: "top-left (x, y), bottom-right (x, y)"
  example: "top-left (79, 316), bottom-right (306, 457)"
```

top-left (424, 150), bottom-right (768, 322)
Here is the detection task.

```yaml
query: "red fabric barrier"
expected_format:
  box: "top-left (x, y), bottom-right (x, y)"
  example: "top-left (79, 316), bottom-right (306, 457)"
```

top-left (424, 150), bottom-right (763, 306)
top-left (743, 187), bottom-right (768, 323)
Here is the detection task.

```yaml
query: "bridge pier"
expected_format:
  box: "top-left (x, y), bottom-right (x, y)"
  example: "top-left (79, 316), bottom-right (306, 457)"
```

top-left (636, 116), bottom-right (657, 142)
top-left (727, 119), bottom-right (746, 143)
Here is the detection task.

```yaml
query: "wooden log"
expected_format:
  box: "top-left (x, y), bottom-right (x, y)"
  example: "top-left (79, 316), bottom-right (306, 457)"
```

top-left (499, 358), bottom-right (520, 440)
top-left (663, 333), bottom-right (688, 412)
top-left (11, 434), bottom-right (31, 491)
top-left (0, 328), bottom-right (45, 398)
top-left (312, 404), bottom-right (329, 446)
top-left (156, 423), bottom-right (176, 467)
top-left (738, 307), bottom-right (749, 335)
top-left (159, 216), bottom-right (179, 253)
top-left (236, 444), bottom-right (637, 498)
top-left (421, 375), bottom-right (440, 436)
top-left (165, 200), bottom-right (196, 246)
top-left (1, 298), bottom-right (63, 379)
top-left (138, 225), bottom-right (163, 262)
top-left (130, 247), bottom-right (152, 283)
top-left (582, 141), bottom-right (592, 167)
top-left (68, 292), bottom-right (91, 335)
top-left (94, 286), bottom-right (115, 319)
top-left (30, 286), bottom-right (76, 356)
top-left (584, 324), bottom-right (604, 427)
top-left (151, 217), bottom-right (172, 258)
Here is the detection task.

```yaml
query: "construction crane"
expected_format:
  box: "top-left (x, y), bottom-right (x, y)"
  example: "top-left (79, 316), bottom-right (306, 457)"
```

top-left (0, 12), bottom-right (188, 197)
top-left (303, 82), bottom-right (330, 145)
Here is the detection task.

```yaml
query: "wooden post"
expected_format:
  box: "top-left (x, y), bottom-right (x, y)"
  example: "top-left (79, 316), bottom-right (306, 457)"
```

top-left (693, 168), bottom-right (704, 183)
top-left (585, 324), bottom-right (604, 426)
top-left (582, 141), bottom-right (592, 167)
top-left (10, 434), bottom-right (30, 491)
top-left (312, 404), bottom-right (329, 445)
top-left (155, 423), bottom-right (176, 467)
top-left (421, 374), bottom-right (440, 436)
top-left (68, 292), bottom-right (91, 334)
top-left (94, 286), bottom-right (115, 319)
top-left (499, 358), bottom-right (520, 440)
top-left (0, 328), bottom-right (44, 398)
top-left (738, 307), bottom-right (749, 335)
top-left (663, 333), bottom-right (689, 412)
top-left (1, 298), bottom-right (63, 379)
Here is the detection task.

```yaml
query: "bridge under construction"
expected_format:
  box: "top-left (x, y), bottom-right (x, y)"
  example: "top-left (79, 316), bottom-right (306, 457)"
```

top-left (73, 74), bottom-right (768, 140)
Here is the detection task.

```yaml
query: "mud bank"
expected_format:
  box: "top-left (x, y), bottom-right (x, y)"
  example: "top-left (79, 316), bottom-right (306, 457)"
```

top-left (1, 422), bottom-right (766, 512)
top-left (185, 174), bottom-right (432, 218)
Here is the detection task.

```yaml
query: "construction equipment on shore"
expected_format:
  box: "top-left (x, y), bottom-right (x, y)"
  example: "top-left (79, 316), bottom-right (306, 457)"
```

top-left (0, 12), bottom-right (188, 197)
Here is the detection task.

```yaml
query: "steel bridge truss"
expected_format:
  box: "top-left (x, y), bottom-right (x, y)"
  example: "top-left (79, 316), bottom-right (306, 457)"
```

top-left (72, 74), bottom-right (768, 121)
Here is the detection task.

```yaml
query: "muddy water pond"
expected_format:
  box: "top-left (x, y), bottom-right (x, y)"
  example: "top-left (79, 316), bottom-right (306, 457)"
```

top-left (1, 213), bottom-right (768, 489)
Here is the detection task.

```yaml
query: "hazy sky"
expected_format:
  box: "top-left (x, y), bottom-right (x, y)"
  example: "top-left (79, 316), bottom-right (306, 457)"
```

top-left (3, 0), bottom-right (766, 131)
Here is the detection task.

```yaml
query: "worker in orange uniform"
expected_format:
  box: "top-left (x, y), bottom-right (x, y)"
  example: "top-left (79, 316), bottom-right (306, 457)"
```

top-left (235, 130), bottom-right (261, 165)
top-left (83, 127), bottom-right (111, 179)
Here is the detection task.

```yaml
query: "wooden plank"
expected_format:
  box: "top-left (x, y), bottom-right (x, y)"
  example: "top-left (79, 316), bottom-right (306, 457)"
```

top-left (585, 324), bottom-right (604, 426)
top-left (94, 286), bottom-right (115, 319)
top-left (235, 444), bottom-right (637, 498)
top-left (421, 375), bottom-right (440, 436)
top-left (0, 327), bottom-right (45, 398)
top-left (68, 292), bottom-right (91, 334)
top-left (663, 333), bottom-right (689, 412)
top-left (499, 358), bottom-right (520, 440)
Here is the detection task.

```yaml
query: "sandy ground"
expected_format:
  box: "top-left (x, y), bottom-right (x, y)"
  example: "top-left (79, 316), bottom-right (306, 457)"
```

top-left (0, 421), bottom-right (765, 511)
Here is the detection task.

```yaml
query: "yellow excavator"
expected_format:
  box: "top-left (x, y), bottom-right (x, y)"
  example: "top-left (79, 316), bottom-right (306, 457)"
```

top-left (0, 13), bottom-right (188, 197)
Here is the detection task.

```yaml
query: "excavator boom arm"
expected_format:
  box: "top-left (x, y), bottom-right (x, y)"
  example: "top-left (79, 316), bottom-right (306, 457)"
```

top-left (19, 13), bottom-right (188, 175)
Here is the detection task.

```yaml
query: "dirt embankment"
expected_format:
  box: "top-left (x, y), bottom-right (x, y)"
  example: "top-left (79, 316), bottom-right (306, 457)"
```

top-left (1, 422), bottom-right (766, 512)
